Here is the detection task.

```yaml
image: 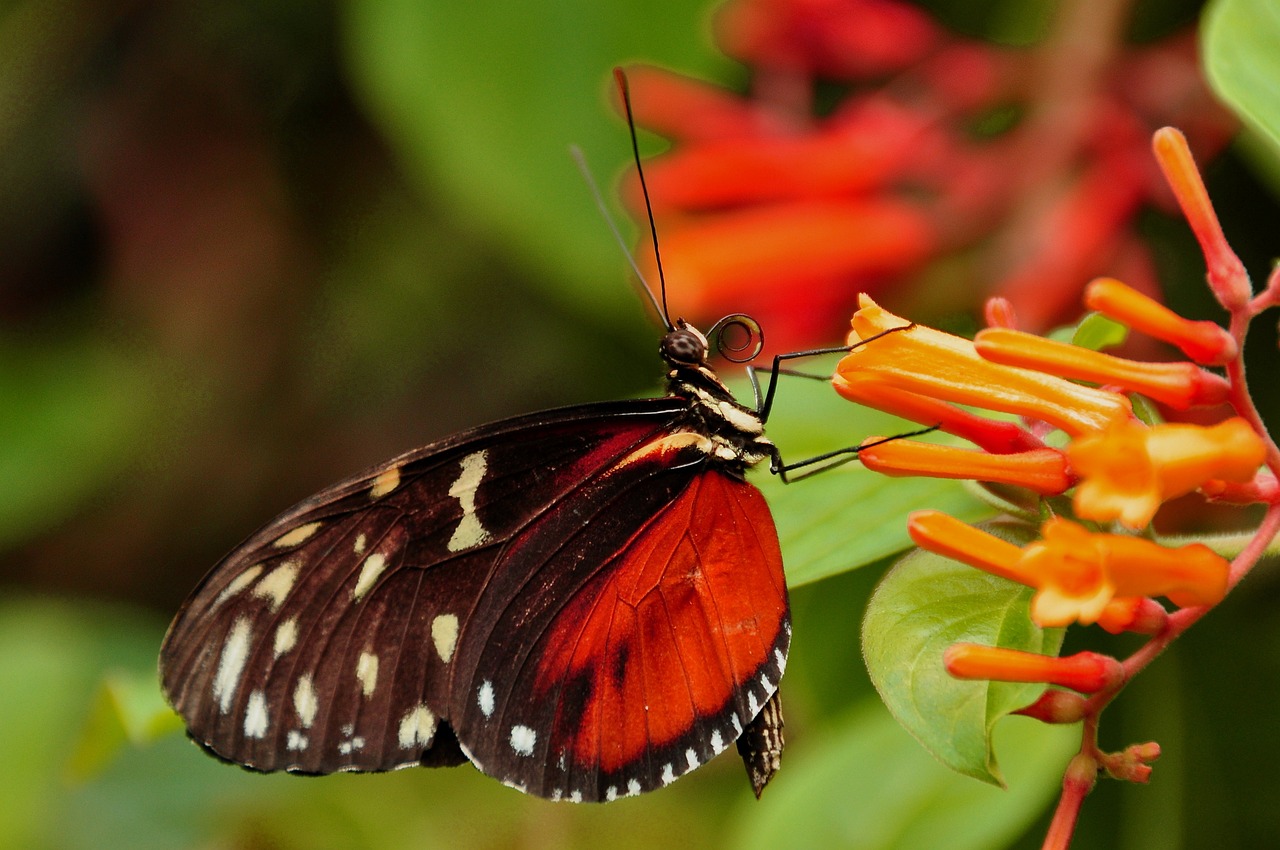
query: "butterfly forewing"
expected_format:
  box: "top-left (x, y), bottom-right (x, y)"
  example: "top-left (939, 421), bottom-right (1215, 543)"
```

top-left (161, 401), bottom-right (690, 773)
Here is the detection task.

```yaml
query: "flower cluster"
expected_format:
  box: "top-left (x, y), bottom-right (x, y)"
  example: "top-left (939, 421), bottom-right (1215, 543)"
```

top-left (622, 0), bottom-right (1236, 352)
top-left (837, 127), bottom-right (1280, 848)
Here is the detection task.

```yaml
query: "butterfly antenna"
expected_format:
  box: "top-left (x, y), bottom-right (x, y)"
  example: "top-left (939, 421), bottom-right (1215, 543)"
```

top-left (569, 145), bottom-right (667, 328)
top-left (614, 67), bottom-right (672, 330)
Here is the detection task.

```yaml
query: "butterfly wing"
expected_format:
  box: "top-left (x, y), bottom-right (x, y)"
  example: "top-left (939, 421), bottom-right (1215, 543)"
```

top-left (159, 398), bottom-right (789, 798)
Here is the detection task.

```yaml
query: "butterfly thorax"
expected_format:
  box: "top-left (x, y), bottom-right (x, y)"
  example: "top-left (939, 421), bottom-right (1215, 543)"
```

top-left (660, 321), bottom-right (774, 473)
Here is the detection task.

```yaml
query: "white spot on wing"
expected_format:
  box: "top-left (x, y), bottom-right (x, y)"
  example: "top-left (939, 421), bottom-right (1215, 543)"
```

top-left (685, 748), bottom-right (700, 771)
top-left (273, 521), bottom-right (322, 548)
top-left (626, 778), bottom-right (641, 796)
top-left (214, 565), bottom-right (263, 607)
top-left (447, 451), bottom-right (492, 552)
top-left (212, 617), bottom-right (253, 714)
top-left (605, 786), bottom-right (618, 802)
top-left (478, 681), bottom-right (495, 718)
top-left (509, 724), bottom-right (536, 756)
top-left (431, 614), bottom-right (459, 663)
top-left (711, 729), bottom-right (725, 754)
top-left (370, 466), bottom-right (401, 499)
top-left (775, 648), bottom-right (787, 673)
top-left (731, 713), bottom-right (743, 735)
top-left (661, 763), bottom-right (675, 785)
top-left (761, 673), bottom-right (773, 692)
top-left (286, 730), bottom-right (308, 751)
top-left (293, 674), bottom-right (318, 728)
top-left (338, 736), bottom-right (365, 755)
top-left (570, 790), bottom-right (583, 803)
top-left (748, 691), bottom-right (760, 717)
top-left (253, 561), bottom-right (300, 611)
top-left (398, 704), bottom-right (437, 749)
top-left (353, 553), bottom-right (388, 601)
top-left (356, 651), bottom-right (379, 698)
top-left (244, 690), bottom-right (269, 738)
top-left (273, 617), bottom-right (298, 658)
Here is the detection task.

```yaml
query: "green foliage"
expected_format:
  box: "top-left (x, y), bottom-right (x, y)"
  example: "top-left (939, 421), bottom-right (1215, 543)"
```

top-left (862, 524), bottom-right (1064, 785)
top-left (1204, 0), bottom-right (1280, 162)
top-left (730, 702), bottom-right (1076, 850)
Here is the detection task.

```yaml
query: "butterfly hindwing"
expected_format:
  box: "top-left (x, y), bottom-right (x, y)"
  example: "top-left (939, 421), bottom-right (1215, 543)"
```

top-left (452, 455), bottom-right (789, 800)
top-left (159, 397), bottom-right (789, 795)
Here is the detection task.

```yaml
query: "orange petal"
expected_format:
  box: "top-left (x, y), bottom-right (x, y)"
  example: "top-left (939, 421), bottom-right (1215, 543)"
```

top-left (859, 439), bottom-right (1071, 495)
top-left (1083, 277), bottom-right (1237, 365)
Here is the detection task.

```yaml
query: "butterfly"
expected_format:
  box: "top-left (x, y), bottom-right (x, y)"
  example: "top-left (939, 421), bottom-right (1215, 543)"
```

top-left (159, 72), bottom-right (794, 803)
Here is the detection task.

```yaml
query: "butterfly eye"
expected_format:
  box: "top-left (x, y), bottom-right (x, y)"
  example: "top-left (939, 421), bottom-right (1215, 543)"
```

top-left (662, 328), bottom-right (708, 367)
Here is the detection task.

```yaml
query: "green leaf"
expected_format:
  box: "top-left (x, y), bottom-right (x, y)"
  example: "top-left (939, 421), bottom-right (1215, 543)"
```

top-left (730, 701), bottom-right (1077, 850)
top-left (67, 672), bottom-right (183, 781)
top-left (340, 0), bottom-right (734, 317)
top-left (1203, 0), bottom-right (1280, 158)
top-left (862, 523), bottom-right (1064, 785)
top-left (1071, 312), bottom-right (1128, 352)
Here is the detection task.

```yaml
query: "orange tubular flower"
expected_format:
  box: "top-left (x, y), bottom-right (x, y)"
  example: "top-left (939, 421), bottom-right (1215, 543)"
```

top-left (835, 296), bottom-right (1132, 437)
top-left (1067, 417), bottom-right (1266, 529)
top-left (1153, 128), bottom-right (1251, 312)
top-left (943, 644), bottom-right (1123, 694)
top-left (831, 379), bottom-right (1043, 455)
top-left (858, 439), bottom-right (1071, 495)
top-left (1083, 277), bottom-right (1237, 365)
top-left (973, 328), bottom-right (1231, 410)
top-left (908, 512), bottom-right (1230, 627)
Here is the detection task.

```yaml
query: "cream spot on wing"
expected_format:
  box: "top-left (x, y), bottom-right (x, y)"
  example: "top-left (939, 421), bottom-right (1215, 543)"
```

top-left (353, 533), bottom-right (367, 555)
top-left (431, 614), bottom-right (459, 663)
top-left (356, 651), bottom-right (379, 698)
top-left (212, 617), bottom-right (253, 713)
top-left (447, 451), bottom-right (491, 552)
top-left (244, 690), bottom-right (269, 738)
top-left (616, 431), bottom-right (713, 468)
top-left (509, 725), bottom-right (536, 756)
top-left (273, 521), bottom-right (322, 548)
top-left (213, 565), bottom-right (263, 607)
top-left (398, 704), bottom-right (437, 749)
top-left (286, 730), bottom-right (308, 751)
top-left (253, 561), bottom-right (300, 611)
top-left (478, 681), bottom-right (495, 718)
top-left (338, 736), bottom-right (365, 755)
top-left (293, 674), bottom-right (318, 728)
top-left (370, 466), bottom-right (401, 499)
top-left (273, 617), bottom-right (298, 658)
top-left (352, 553), bottom-right (388, 601)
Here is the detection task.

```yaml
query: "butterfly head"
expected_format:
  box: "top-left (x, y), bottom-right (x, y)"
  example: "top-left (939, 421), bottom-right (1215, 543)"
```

top-left (660, 320), bottom-right (711, 369)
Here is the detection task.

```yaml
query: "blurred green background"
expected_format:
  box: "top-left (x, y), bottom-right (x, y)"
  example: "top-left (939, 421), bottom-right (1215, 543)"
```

top-left (4, 0), bottom-right (1280, 848)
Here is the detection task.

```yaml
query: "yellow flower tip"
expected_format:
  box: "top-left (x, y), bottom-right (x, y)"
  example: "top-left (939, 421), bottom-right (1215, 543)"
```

top-left (1152, 128), bottom-right (1251, 312)
top-left (839, 298), bottom-right (1132, 436)
top-left (1083, 278), bottom-right (1238, 365)
top-left (1068, 417), bottom-right (1266, 530)
top-left (944, 644), bottom-right (1123, 694)
top-left (906, 511), bottom-right (1030, 585)
top-left (974, 328), bottom-right (1230, 410)
top-left (859, 438), bottom-right (1071, 495)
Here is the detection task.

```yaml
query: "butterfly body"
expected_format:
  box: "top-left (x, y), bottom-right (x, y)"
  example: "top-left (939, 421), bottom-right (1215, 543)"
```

top-left (160, 320), bottom-right (791, 802)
